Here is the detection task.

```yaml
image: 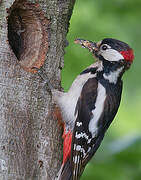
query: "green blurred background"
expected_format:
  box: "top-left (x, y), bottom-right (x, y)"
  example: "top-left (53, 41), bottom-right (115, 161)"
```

top-left (62, 0), bottom-right (141, 179)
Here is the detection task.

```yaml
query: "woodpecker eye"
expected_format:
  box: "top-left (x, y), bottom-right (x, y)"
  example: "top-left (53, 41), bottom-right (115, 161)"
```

top-left (101, 45), bottom-right (108, 51)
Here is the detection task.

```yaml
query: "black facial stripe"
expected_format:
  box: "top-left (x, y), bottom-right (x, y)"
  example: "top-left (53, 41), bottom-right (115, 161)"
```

top-left (101, 38), bottom-right (131, 51)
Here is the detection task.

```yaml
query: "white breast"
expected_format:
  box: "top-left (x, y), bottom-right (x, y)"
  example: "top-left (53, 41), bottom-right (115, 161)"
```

top-left (56, 72), bottom-right (96, 130)
top-left (52, 61), bottom-right (103, 131)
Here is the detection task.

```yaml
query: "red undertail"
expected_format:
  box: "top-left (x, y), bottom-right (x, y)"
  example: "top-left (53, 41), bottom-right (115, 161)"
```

top-left (62, 126), bottom-right (72, 164)
top-left (56, 126), bottom-right (73, 180)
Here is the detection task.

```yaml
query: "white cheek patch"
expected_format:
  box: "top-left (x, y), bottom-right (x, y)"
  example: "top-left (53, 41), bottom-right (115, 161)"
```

top-left (101, 49), bottom-right (124, 62)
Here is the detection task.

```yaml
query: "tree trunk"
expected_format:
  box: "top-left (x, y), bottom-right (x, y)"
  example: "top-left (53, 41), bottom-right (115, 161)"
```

top-left (0, 0), bottom-right (75, 179)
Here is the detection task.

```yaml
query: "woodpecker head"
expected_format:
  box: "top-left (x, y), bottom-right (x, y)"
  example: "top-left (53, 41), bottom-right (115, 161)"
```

top-left (75, 38), bottom-right (134, 70)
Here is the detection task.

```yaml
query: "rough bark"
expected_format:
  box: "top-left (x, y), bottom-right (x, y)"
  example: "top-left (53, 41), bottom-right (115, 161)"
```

top-left (0, 0), bottom-right (75, 179)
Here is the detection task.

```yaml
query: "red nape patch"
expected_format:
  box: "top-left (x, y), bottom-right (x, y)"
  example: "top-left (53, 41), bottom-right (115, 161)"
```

top-left (62, 127), bottom-right (72, 164)
top-left (120, 49), bottom-right (134, 63)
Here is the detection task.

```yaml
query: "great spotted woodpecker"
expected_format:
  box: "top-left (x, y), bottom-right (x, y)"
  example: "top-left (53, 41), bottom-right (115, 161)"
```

top-left (37, 38), bottom-right (134, 180)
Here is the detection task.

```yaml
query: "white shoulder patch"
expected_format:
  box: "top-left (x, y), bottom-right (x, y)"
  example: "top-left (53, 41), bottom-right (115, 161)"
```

top-left (89, 83), bottom-right (106, 137)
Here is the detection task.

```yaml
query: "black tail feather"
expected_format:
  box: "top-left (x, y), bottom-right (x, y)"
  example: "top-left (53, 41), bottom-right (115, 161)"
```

top-left (56, 159), bottom-right (72, 180)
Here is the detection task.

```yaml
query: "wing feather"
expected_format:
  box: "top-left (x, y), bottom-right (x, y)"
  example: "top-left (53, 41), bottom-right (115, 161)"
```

top-left (71, 78), bottom-right (123, 180)
top-left (71, 77), bottom-right (98, 180)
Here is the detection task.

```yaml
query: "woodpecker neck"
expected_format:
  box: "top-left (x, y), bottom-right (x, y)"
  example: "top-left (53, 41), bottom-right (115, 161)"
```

top-left (98, 60), bottom-right (124, 84)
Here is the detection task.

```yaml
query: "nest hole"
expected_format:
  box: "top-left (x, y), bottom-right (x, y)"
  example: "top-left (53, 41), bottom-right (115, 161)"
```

top-left (7, 1), bottom-right (49, 72)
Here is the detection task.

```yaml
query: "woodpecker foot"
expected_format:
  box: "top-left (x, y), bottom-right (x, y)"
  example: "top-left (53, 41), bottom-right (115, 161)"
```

top-left (53, 106), bottom-right (64, 128)
top-left (33, 67), bottom-right (54, 90)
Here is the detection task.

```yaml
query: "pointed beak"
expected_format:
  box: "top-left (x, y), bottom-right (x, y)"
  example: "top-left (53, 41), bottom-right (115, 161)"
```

top-left (74, 38), bottom-right (98, 53)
